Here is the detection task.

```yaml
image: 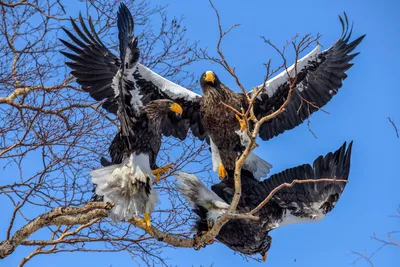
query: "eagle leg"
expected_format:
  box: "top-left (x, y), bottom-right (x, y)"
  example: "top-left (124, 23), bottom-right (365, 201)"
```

top-left (152, 164), bottom-right (173, 184)
top-left (218, 163), bottom-right (227, 180)
top-left (235, 110), bottom-right (254, 131)
top-left (193, 226), bottom-right (214, 250)
top-left (201, 228), bottom-right (214, 245)
top-left (137, 211), bottom-right (153, 234)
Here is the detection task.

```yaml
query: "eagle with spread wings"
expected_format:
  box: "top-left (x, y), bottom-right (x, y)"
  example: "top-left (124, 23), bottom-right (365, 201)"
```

top-left (60, 4), bottom-right (363, 226)
top-left (177, 142), bottom-right (352, 260)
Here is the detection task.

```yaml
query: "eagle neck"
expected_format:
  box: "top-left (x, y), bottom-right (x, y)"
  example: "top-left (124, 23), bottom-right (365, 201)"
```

top-left (202, 83), bottom-right (236, 105)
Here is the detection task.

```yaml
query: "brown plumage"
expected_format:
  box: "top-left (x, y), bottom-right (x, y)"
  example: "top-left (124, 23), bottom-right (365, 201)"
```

top-left (200, 71), bottom-right (247, 171)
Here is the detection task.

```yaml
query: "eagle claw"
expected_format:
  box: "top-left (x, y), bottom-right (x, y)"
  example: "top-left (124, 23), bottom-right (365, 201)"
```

top-left (218, 163), bottom-right (227, 180)
top-left (137, 212), bottom-right (153, 234)
top-left (193, 228), bottom-right (214, 250)
top-left (152, 164), bottom-right (173, 184)
top-left (235, 109), bottom-right (254, 131)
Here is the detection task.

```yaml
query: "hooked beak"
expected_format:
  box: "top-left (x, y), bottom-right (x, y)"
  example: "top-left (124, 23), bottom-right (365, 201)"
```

top-left (169, 103), bottom-right (183, 116)
top-left (204, 71), bottom-right (215, 84)
top-left (262, 252), bottom-right (268, 262)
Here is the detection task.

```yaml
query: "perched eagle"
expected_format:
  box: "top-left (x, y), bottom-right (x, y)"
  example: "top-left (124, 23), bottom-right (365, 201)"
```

top-left (199, 13), bottom-right (364, 179)
top-left (60, 5), bottom-right (185, 225)
top-left (176, 142), bottom-right (352, 260)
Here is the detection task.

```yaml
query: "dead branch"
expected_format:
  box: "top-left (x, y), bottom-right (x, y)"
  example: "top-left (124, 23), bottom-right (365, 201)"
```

top-left (388, 117), bottom-right (399, 138)
top-left (0, 202), bottom-right (113, 259)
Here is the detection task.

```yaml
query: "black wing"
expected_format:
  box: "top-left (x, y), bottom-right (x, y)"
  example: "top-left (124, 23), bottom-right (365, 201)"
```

top-left (251, 13), bottom-right (365, 141)
top-left (212, 142), bottom-right (352, 229)
top-left (60, 4), bottom-right (206, 140)
top-left (60, 13), bottom-right (121, 114)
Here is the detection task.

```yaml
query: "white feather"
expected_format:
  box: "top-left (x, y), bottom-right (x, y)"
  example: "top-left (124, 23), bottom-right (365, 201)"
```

top-left (210, 138), bottom-right (222, 173)
top-left (211, 136), bottom-right (272, 180)
top-left (137, 63), bottom-right (201, 101)
top-left (176, 171), bottom-right (229, 227)
top-left (244, 152), bottom-right (272, 180)
top-left (175, 172), bottom-right (229, 210)
top-left (275, 202), bottom-right (326, 229)
top-left (253, 45), bottom-right (320, 99)
top-left (91, 153), bottom-right (158, 222)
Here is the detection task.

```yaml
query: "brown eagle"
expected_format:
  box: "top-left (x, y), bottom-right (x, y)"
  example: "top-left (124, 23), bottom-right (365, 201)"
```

top-left (61, 4), bottom-right (364, 223)
top-left (199, 13), bottom-right (364, 179)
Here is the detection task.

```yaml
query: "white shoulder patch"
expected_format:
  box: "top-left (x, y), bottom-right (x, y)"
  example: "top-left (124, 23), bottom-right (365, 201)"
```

top-left (137, 63), bottom-right (201, 101)
top-left (253, 45), bottom-right (320, 99)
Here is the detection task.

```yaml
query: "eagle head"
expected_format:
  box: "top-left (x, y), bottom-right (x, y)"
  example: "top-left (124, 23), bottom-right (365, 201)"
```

top-left (145, 100), bottom-right (182, 121)
top-left (200, 70), bottom-right (221, 88)
top-left (261, 235), bottom-right (272, 262)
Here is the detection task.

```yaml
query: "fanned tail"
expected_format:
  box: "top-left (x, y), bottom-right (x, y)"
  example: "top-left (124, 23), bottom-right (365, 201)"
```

top-left (91, 157), bottom-right (158, 222)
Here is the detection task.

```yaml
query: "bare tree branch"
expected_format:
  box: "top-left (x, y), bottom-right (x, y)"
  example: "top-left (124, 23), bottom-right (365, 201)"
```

top-left (388, 117), bottom-right (399, 138)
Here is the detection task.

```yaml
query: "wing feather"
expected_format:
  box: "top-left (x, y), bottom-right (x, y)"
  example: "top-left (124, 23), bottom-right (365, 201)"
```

top-left (251, 13), bottom-right (365, 141)
top-left (60, 5), bottom-right (206, 140)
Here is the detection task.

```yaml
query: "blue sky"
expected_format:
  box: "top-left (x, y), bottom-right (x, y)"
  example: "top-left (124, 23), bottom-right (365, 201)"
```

top-left (2, 0), bottom-right (400, 266)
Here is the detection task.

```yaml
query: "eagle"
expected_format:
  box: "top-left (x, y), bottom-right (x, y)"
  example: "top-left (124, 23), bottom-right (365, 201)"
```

top-left (60, 4), bottom-right (273, 183)
top-left (199, 13), bottom-right (364, 179)
top-left (60, 4), bottom-right (363, 222)
top-left (60, 5), bottom-right (185, 225)
top-left (176, 141), bottom-right (352, 261)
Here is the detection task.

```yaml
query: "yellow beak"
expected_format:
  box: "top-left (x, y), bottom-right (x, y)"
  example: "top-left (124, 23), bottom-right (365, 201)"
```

top-left (169, 103), bottom-right (183, 115)
top-left (262, 252), bottom-right (268, 262)
top-left (204, 71), bottom-right (215, 84)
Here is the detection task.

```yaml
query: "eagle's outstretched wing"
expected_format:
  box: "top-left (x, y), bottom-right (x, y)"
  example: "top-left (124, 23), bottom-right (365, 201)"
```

top-left (254, 141), bottom-right (351, 230)
top-left (250, 13), bottom-right (365, 141)
top-left (212, 142), bottom-right (352, 229)
top-left (60, 4), bottom-right (206, 140)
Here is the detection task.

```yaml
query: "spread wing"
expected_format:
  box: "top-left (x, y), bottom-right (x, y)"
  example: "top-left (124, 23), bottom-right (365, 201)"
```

top-left (250, 13), bottom-right (365, 141)
top-left (60, 4), bottom-right (206, 140)
top-left (212, 142), bottom-right (352, 229)
top-left (253, 141), bottom-right (352, 230)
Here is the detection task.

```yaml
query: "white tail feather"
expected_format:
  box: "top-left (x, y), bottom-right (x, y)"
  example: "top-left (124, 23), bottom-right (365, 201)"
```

top-left (91, 159), bottom-right (158, 222)
top-left (244, 152), bottom-right (272, 180)
top-left (175, 172), bottom-right (229, 210)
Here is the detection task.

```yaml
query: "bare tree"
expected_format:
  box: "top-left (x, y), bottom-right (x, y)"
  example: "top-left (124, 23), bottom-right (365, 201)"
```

top-left (0, 0), bottom-right (349, 265)
top-left (0, 0), bottom-right (207, 265)
top-left (352, 207), bottom-right (400, 267)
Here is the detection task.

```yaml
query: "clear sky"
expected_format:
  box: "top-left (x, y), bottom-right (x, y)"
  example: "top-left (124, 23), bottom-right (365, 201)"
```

top-left (3, 0), bottom-right (400, 266)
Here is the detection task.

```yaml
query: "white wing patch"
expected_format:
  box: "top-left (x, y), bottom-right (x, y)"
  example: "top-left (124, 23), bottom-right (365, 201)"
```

top-left (126, 65), bottom-right (144, 114)
top-left (137, 63), bottom-right (201, 101)
top-left (253, 45), bottom-right (320, 99)
top-left (111, 66), bottom-right (144, 115)
top-left (273, 202), bottom-right (326, 230)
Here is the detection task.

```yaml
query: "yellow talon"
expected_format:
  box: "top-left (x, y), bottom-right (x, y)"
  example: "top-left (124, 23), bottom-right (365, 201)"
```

top-left (235, 109), bottom-right (254, 131)
top-left (152, 164), bottom-right (173, 184)
top-left (218, 163), bottom-right (227, 180)
top-left (138, 212), bottom-right (153, 234)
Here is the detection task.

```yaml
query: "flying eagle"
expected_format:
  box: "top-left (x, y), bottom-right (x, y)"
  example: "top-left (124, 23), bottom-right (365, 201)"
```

top-left (61, 2), bottom-right (363, 206)
top-left (176, 141), bottom-right (352, 260)
top-left (61, 5), bottom-right (185, 225)
top-left (60, 4), bottom-right (272, 183)
top-left (199, 13), bottom-right (364, 179)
